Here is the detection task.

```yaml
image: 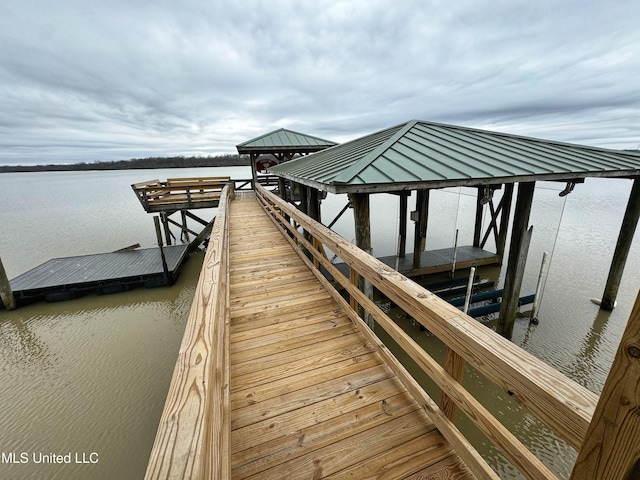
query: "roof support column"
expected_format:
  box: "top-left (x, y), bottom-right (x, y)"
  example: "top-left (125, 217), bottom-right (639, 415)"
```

top-left (498, 182), bottom-right (535, 339)
top-left (497, 184), bottom-right (514, 257)
top-left (601, 177), bottom-right (640, 310)
top-left (398, 192), bottom-right (409, 258)
top-left (308, 187), bottom-right (321, 224)
top-left (473, 187), bottom-right (484, 247)
top-left (250, 153), bottom-right (258, 187)
top-left (298, 183), bottom-right (308, 215)
top-left (413, 189), bottom-right (429, 270)
top-left (351, 193), bottom-right (374, 329)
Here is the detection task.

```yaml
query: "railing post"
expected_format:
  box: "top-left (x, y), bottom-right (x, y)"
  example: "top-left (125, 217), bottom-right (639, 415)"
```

top-left (570, 289), bottom-right (640, 480)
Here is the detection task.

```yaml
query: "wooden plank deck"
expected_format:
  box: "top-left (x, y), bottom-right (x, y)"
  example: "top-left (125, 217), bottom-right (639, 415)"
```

top-left (228, 198), bottom-right (475, 479)
top-left (8, 244), bottom-right (189, 304)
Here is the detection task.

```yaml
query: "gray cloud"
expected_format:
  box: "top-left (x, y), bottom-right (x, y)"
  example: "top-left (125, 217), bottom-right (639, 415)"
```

top-left (1, 0), bottom-right (639, 165)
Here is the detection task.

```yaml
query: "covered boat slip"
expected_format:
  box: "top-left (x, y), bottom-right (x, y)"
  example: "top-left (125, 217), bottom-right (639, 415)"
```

top-left (269, 120), bottom-right (640, 337)
top-left (145, 184), bottom-right (640, 479)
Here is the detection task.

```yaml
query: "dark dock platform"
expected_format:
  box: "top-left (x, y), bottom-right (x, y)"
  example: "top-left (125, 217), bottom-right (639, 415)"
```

top-left (7, 245), bottom-right (189, 306)
top-left (334, 245), bottom-right (501, 279)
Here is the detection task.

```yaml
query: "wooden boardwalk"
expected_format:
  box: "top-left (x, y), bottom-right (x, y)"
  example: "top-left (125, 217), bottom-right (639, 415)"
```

top-left (227, 198), bottom-right (474, 479)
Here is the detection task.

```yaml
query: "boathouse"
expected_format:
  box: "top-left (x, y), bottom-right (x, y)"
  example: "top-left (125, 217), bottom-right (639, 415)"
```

top-left (236, 127), bottom-right (337, 198)
top-left (268, 119), bottom-right (640, 337)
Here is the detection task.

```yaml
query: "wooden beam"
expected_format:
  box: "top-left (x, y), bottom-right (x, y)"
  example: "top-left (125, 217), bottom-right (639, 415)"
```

top-left (497, 182), bottom-right (535, 338)
top-left (0, 256), bottom-right (15, 310)
top-left (473, 187), bottom-right (484, 247)
top-left (601, 178), bottom-right (640, 310)
top-left (351, 192), bottom-right (373, 328)
top-left (497, 183), bottom-right (514, 256)
top-left (299, 184), bottom-right (308, 215)
top-left (413, 189), bottom-right (429, 269)
top-left (145, 184), bottom-right (233, 480)
top-left (308, 188), bottom-right (320, 223)
top-left (571, 289), bottom-right (640, 480)
top-left (399, 192), bottom-right (408, 258)
top-left (250, 153), bottom-right (258, 187)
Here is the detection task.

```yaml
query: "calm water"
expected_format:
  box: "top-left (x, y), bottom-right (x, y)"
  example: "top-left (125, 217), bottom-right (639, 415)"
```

top-left (1, 169), bottom-right (639, 479)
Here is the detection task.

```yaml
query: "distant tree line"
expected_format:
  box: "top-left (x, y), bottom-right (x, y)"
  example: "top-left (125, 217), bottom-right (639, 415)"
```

top-left (0, 154), bottom-right (250, 173)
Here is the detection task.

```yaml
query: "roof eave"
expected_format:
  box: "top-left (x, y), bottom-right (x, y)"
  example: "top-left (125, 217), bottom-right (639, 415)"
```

top-left (294, 169), bottom-right (640, 195)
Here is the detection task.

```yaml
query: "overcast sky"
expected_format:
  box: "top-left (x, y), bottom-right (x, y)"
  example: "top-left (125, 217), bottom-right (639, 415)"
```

top-left (1, 0), bottom-right (639, 165)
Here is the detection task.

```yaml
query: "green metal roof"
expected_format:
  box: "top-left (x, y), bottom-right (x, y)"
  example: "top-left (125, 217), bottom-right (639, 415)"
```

top-left (269, 120), bottom-right (640, 193)
top-left (236, 128), bottom-right (337, 153)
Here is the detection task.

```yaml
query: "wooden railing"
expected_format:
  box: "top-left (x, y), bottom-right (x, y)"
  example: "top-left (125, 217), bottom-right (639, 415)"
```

top-left (255, 183), bottom-right (600, 480)
top-left (145, 183), bottom-right (234, 480)
top-left (132, 177), bottom-right (231, 212)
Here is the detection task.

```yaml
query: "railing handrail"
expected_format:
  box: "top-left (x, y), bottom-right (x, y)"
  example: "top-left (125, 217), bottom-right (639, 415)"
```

top-left (255, 183), bottom-right (599, 480)
top-left (145, 183), bottom-right (234, 480)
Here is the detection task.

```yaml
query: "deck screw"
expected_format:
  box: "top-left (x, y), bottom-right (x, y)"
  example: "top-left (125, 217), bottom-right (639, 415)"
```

top-left (627, 344), bottom-right (640, 358)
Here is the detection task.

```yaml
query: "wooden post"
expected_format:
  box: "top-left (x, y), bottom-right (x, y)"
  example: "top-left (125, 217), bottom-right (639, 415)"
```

top-left (299, 184), bottom-right (308, 215)
top-left (352, 193), bottom-right (374, 329)
top-left (0, 256), bottom-right (16, 310)
top-left (497, 183), bottom-right (514, 256)
top-left (413, 189), bottom-right (429, 270)
top-left (250, 153), bottom-right (258, 187)
top-left (570, 289), bottom-right (640, 480)
top-left (601, 178), bottom-right (640, 310)
top-left (308, 188), bottom-right (320, 223)
top-left (180, 210), bottom-right (190, 242)
top-left (399, 192), bottom-right (408, 258)
top-left (154, 216), bottom-right (170, 284)
top-left (473, 187), bottom-right (484, 247)
top-left (161, 212), bottom-right (172, 246)
top-left (497, 182), bottom-right (535, 338)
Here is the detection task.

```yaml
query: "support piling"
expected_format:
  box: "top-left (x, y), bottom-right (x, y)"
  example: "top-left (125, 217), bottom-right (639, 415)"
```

top-left (0, 256), bottom-right (15, 310)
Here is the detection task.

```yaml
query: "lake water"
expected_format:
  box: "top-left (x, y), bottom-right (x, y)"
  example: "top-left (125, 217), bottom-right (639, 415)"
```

top-left (1, 168), bottom-right (639, 479)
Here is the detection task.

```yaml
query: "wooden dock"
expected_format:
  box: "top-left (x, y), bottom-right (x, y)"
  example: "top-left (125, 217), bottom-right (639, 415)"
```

top-left (227, 199), bottom-right (473, 478)
top-left (147, 183), bottom-right (640, 480)
top-left (132, 177), bottom-right (231, 213)
top-left (7, 245), bottom-right (189, 306)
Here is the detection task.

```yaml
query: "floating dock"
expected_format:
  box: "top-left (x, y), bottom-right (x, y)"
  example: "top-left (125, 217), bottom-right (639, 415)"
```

top-left (333, 245), bottom-right (500, 279)
top-left (5, 245), bottom-right (189, 307)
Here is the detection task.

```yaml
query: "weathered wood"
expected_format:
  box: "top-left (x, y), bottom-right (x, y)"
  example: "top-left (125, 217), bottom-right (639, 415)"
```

top-left (497, 183), bottom-right (514, 256)
top-left (308, 187), bottom-right (320, 222)
top-left (132, 177), bottom-right (230, 213)
top-left (498, 182), bottom-right (535, 338)
top-left (153, 216), bottom-right (170, 283)
top-left (399, 192), bottom-right (409, 258)
top-left (144, 183), bottom-right (234, 480)
top-left (351, 192), bottom-right (373, 328)
top-left (571, 289), bottom-right (640, 480)
top-left (601, 177), bottom-right (640, 310)
top-left (0, 256), bottom-right (15, 310)
top-left (413, 189), bottom-right (429, 269)
top-left (473, 187), bottom-right (484, 247)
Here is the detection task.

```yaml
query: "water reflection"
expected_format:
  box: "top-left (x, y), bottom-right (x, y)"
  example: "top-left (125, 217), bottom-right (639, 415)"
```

top-left (0, 252), bottom-right (203, 480)
top-left (565, 309), bottom-right (613, 393)
top-left (0, 317), bottom-right (53, 373)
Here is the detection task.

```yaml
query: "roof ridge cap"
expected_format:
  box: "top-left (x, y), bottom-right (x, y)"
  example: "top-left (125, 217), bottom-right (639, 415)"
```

top-left (332, 120), bottom-right (418, 184)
